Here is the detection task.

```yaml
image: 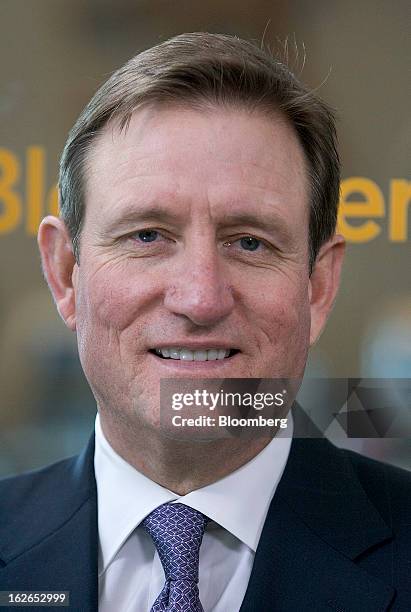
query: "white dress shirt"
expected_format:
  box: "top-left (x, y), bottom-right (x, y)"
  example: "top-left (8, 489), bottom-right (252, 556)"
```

top-left (95, 413), bottom-right (293, 612)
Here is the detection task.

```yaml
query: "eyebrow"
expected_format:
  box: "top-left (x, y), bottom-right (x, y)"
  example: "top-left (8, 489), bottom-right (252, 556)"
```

top-left (218, 211), bottom-right (294, 243)
top-left (104, 204), bottom-right (296, 245)
top-left (103, 206), bottom-right (184, 234)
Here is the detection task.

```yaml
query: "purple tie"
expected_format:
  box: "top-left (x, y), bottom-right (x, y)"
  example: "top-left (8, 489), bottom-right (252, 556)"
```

top-left (141, 502), bottom-right (209, 612)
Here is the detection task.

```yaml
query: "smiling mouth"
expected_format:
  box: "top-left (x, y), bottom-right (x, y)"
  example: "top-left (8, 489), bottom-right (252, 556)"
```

top-left (149, 348), bottom-right (240, 361)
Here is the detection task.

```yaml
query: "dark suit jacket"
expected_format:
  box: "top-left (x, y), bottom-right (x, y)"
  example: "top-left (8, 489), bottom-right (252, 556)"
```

top-left (0, 435), bottom-right (410, 611)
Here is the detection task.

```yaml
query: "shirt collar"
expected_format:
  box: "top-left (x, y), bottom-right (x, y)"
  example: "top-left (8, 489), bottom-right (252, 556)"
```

top-left (94, 412), bottom-right (293, 571)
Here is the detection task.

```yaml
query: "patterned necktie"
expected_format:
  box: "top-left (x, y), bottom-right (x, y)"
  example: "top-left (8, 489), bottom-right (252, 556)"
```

top-left (141, 502), bottom-right (209, 612)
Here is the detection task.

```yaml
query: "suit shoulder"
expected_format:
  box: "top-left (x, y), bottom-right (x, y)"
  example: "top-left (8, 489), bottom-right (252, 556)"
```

top-left (0, 439), bottom-right (95, 564)
top-left (0, 456), bottom-right (78, 516)
top-left (341, 446), bottom-right (411, 528)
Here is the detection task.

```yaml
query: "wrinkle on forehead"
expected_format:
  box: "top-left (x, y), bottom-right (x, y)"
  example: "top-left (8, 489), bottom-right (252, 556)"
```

top-left (86, 104), bottom-right (308, 187)
top-left (82, 105), bottom-right (310, 248)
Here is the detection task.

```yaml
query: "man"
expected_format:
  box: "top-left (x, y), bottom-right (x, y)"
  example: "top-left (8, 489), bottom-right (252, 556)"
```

top-left (0, 33), bottom-right (409, 611)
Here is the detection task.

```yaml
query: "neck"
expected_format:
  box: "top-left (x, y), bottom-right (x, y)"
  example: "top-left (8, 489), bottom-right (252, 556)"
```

top-left (99, 412), bottom-right (273, 495)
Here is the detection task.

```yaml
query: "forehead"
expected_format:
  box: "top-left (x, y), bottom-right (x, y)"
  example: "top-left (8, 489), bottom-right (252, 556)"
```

top-left (84, 104), bottom-right (309, 231)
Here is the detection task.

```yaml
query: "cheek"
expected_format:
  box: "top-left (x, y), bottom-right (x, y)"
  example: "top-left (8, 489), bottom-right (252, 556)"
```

top-left (250, 272), bottom-right (309, 324)
top-left (73, 266), bottom-right (160, 404)
top-left (266, 294), bottom-right (310, 341)
top-left (244, 274), bottom-right (311, 357)
top-left (75, 267), bottom-right (157, 334)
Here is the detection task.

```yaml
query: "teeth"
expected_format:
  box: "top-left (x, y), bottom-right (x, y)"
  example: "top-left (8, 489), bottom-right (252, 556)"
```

top-left (154, 348), bottom-right (231, 361)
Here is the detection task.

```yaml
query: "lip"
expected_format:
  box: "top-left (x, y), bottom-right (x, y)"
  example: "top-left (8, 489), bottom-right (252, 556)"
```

top-left (148, 350), bottom-right (241, 372)
top-left (150, 342), bottom-right (239, 351)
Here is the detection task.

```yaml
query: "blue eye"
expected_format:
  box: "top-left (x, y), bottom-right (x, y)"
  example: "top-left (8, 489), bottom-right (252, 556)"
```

top-left (138, 230), bottom-right (158, 242)
top-left (240, 236), bottom-right (260, 251)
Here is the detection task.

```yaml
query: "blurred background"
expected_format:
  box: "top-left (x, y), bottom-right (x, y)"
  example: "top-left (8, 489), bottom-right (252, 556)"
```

top-left (0, 0), bottom-right (409, 476)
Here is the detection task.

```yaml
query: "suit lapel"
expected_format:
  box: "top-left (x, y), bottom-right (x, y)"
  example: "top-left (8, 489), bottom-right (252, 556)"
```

top-left (240, 438), bottom-right (395, 612)
top-left (0, 436), bottom-right (98, 611)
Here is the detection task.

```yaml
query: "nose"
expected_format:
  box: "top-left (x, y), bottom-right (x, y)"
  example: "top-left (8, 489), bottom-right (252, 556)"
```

top-left (164, 249), bottom-right (235, 327)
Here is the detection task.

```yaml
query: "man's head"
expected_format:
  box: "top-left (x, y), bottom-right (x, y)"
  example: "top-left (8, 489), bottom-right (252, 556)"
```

top-left (38, 33), bottom-right (344, 435)
top-left (58, 33), bottom-right (340, 270)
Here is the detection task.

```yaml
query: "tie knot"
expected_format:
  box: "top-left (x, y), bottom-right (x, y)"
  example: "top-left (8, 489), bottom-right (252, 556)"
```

top-left (142, 503), bottom-right (209, 582)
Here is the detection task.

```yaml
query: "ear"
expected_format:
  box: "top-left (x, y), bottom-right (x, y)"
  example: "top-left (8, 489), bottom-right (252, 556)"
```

top-left (38, 216), bottom-right (78, 331)
top-left (309, 234), bottom-right (345, 346)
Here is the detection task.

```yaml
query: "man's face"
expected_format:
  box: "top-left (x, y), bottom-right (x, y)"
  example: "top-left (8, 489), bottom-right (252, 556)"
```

top-left (70, 106), bottom-right (313, 429)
